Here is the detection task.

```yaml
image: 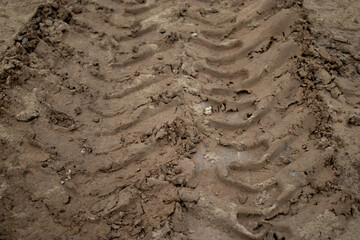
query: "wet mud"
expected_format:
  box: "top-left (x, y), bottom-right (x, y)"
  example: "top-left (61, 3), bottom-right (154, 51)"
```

top-left (0, 0), bottom-right (359, 239)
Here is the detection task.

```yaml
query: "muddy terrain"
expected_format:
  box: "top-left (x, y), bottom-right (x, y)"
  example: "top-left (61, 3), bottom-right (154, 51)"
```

top-left (0, 0), bottom-right (359, 239)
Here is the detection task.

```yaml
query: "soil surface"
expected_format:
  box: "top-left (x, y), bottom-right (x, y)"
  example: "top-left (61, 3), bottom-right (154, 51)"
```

top-left (0, 0), bottom-right (359, 239)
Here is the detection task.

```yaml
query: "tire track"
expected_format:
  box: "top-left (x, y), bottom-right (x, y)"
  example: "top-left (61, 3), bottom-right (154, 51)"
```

top-left (180, 1), bottom-right (345, 239)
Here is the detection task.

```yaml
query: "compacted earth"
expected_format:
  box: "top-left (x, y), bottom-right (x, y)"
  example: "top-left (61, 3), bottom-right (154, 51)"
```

top-left (0, 0), bottom-right (360, 239)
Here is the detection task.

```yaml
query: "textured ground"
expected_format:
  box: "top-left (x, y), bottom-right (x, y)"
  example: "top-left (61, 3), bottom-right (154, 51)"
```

top-left (0, 0), bottom-right (359, 239)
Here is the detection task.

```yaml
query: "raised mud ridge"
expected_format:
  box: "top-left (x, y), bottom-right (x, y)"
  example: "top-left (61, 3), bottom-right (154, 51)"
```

top-left (0, 0), bottom-right (359, 239)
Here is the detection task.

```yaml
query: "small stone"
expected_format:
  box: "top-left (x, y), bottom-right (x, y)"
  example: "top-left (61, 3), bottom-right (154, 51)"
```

top-left (159, 28), bottom-right (166, 34)
top-left (50, 2), bottom-right (59, 9)
top-left (81, 148), bottom-right (86, 154)
top-left (93, 116), bottom-right (100, 123)
top-left (246, 20), bottom-right (260, 29)
top-left (280, 156), bottom-right (290, 165)
top-left (72, 7), bottom-right (83, 14)
top-left (191, 32), bottom-right (197, 37)
top-left (357, 64), bottom-right (360, 74)
top-left (111, 224), bottom-right (120, 230)
top-left (66, 169), bottom-right (72, 180)
top-left (317, 137), bottom-right (330, 149)
top-left (348, 116), bottom-right (360, 126)
top-left (88, 216), bottom-right (97, 222)
top-left (204, 106), bottom-right (212, 115)
top-left (16, 109), bottom-right (39, 122)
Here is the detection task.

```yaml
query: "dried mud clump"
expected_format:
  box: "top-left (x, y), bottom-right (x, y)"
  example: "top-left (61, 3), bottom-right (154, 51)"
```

top-left (0, 3), bottom-right (71, 108)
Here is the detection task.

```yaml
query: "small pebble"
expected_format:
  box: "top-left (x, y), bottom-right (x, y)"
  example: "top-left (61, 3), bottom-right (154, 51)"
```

top-left (204, 106), bottom-right (212, 115)
top-left (66, 169), bottom-right (72, 180)
top-left (72, 7), bottom-right (83, 14)
top-left (93, 116), bottom-right (100, 123)
top-left (246, 20), bottom-right (260, 28)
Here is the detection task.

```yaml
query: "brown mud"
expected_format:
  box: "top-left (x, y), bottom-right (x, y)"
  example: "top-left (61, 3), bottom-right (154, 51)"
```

top-left (0, 0), bottom-right (359, 239)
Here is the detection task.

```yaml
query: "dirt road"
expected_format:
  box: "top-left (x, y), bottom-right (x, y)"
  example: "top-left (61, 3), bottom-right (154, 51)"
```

top-left (1, 0), bottom-right (359, 239)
